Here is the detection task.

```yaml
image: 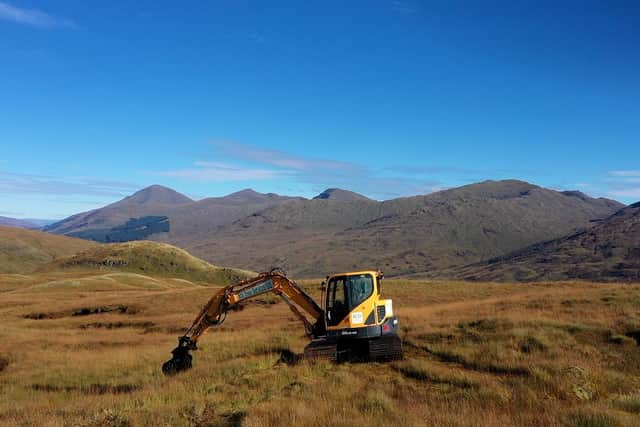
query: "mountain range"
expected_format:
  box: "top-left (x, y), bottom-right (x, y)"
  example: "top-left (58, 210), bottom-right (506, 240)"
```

top-left (40, 180), bottom-right (632, 279)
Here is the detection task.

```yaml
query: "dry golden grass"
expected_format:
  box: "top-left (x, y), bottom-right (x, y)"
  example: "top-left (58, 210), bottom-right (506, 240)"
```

top-left (1, 272), bottom-right (639, 426)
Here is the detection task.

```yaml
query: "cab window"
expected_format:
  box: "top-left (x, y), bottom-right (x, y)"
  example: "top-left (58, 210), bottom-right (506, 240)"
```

top-left (326, 277), bottom-right (348, 326)
top-left (326, 274), bottom-right (374, 326)
top-left (347, 274), bottom-right (374, 308)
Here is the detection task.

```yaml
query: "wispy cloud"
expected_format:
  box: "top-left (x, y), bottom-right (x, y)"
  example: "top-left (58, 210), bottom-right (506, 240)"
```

top-left (211, 140), bottom-right (354, 172)
top-left (157, 161), bottom-right (286, 182)
top-left (0, 171), bottom-right (138, 196)
top-left (609, 170), bottom-right (640, 178)
top-left (154, 141), bottom-right (442, 199)
top-left (604, 170), bottom-right (640, 202)
top-left (608, 188), bottom-right (640, 198)
top-left (0, 1), bottom-right (75, 28)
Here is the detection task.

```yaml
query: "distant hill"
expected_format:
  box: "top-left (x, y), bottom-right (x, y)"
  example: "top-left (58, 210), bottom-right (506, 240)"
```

top-left (439, 202), bottom-right (640, 282)
top-left (43, 180), bottom-right (624, 278)
top-left (0, 216), bottom-right (39, 229)
top-left (0, 226), bottom-right (97, 274)
top-left (47, 241), bottom-right (252, 285)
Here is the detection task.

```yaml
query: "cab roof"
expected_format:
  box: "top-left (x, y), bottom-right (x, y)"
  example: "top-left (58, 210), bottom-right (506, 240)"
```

top-left (328, 270), bottom-right (381, 279)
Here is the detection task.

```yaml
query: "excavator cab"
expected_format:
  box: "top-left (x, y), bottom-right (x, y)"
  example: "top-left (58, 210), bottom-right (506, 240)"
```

top-left (305, 270), bottom-right (402, 361)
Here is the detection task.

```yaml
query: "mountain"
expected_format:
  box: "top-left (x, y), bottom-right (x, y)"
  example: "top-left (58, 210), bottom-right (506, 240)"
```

top-left (0, 226), bottom-right (97, 274)
top-left (440, 202), bottom-right (640, 282)
top-left (0, 216), bottom-right (40, 229)
top-left (168, 180), bottom-right (623, 277)
top-left (313, 188), bottom-right (373, 202)
top-left (44, 185), bottom-right (193, 235)
top-left (115, 184), bottom-right (194, 206)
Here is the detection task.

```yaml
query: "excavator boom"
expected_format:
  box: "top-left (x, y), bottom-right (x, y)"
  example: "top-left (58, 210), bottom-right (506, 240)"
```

top-left (162, 269), bottom-right (323, 375)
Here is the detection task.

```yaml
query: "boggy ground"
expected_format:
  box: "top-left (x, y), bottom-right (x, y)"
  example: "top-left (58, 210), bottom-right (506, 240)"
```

top-left (0, 271), bottom-right (639, 426)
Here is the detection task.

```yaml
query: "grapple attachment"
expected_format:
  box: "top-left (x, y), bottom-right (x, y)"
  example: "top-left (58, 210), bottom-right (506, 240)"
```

top-left (162, 336), bottom-right (195, 376)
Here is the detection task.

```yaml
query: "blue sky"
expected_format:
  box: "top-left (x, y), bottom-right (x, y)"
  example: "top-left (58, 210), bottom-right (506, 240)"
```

top-left (1, 0), bottom-right (639, 219)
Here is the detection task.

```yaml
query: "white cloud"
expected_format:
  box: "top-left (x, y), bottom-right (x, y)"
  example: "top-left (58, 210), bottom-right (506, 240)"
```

top-left (0, 1), bottom-right (74, 28)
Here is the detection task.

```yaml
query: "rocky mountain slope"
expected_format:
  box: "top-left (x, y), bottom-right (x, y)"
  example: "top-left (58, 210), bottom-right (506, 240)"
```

top-left (439, 202), bottom-right (640, 282)
top-left (179, 180), bottom-right (622, 276)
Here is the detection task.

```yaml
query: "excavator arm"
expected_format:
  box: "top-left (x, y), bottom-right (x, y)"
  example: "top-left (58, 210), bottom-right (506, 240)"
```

top-left (162, 269), bottom-right (324, 375)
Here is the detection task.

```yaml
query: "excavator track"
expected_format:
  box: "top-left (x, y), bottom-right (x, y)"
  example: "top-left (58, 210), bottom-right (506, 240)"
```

top-left (368, 335), bottom-right (403, 362)
top-left (303, 338), bottom-right (338, 361)
top-left (302, 335), bottom-right (403, 363)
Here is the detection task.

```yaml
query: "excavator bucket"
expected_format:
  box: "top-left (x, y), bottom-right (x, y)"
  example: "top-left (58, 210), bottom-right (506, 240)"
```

top-left (162, 337), bottom-right (194, 376)
top-left (162, 346), bottom-right (192, 375)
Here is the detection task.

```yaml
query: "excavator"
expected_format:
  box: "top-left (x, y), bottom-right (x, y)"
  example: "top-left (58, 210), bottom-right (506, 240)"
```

top-left (162, 268), bottom-right (402, 375)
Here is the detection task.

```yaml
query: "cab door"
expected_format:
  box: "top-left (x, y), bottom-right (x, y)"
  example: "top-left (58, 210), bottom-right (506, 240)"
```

top-left (326, 277), bottom-right (348, 326)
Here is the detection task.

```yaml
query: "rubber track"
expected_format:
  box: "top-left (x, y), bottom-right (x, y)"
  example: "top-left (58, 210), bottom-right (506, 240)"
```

top-left (368, 335), bottom-right (403, 361)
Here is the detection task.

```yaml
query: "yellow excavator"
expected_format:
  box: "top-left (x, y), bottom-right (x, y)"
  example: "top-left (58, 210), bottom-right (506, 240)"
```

top-left (162, 268), bottom-right (402, 375)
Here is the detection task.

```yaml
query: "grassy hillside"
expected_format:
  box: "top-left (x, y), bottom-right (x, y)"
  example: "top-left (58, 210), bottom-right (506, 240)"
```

top-left (47, 240), bottom-right (252, 285)
top-left (0, 226), bottom-right (97, 274)
top-left (0, 275), bottom-right (639, 426)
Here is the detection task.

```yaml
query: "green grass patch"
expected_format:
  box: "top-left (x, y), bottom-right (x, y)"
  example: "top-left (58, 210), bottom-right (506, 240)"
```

top-left (563, 412), bottom-right (621, 427)
top-left (613, 392), bottom-right (640, 414)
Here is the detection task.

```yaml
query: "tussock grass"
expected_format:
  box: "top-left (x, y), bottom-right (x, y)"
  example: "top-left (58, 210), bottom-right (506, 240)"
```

top-left (607, 334), bottom-right (636, 346)
top-left (519, 335), bottom-right (549, 353)
top-left (392, 360), bottom-right (478, 389)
